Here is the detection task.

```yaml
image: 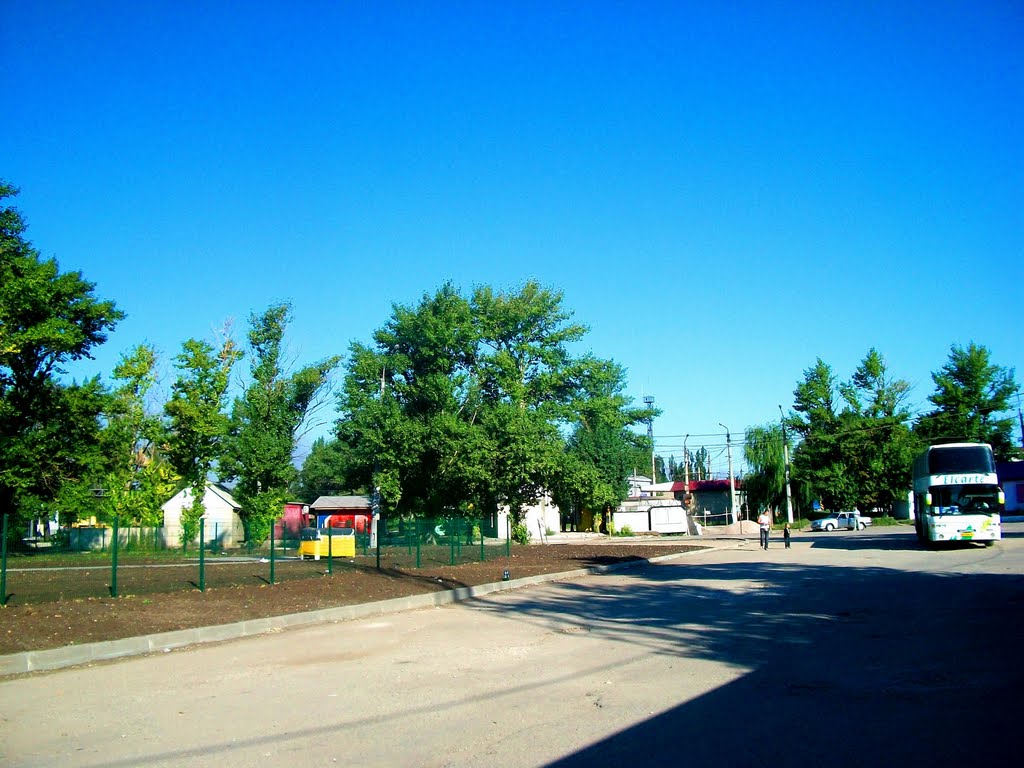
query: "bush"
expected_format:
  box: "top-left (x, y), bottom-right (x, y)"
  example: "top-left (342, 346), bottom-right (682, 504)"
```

top-left (511, 523), bottom-right (531, 545)
top-left (615, 525), bottom-right (634, 537)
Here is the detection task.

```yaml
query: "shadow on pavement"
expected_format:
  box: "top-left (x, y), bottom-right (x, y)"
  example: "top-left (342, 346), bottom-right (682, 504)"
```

top-left (465, 553), bottom-right (1024, 767)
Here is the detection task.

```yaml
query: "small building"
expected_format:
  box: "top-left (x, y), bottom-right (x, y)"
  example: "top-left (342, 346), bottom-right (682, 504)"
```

top-left (648, 479), bottom-right (746, 525)
top-left (613, 498), bottom-right (691, 535)
top-left (310, 495), bottom-right (373, 533)
top-left (275, 502), bottom-right (311, 542)
top-left (162, 483), bottom-right (244, 548)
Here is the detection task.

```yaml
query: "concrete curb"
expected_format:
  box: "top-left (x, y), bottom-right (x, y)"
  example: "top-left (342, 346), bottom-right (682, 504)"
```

top-left (0, 546), bottom-right (718, 677)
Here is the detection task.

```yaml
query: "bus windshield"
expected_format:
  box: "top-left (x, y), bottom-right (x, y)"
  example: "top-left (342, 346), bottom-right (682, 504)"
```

top-left (929, 485), bottom-right (1001, 515)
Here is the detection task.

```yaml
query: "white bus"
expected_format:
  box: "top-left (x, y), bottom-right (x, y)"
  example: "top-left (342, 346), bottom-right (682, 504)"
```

top-left (912, 442), bottom-right (1004, 546)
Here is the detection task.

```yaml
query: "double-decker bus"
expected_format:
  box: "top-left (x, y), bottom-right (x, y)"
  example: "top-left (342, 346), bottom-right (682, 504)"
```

top-left (912, 442), bottom-right (1004, 546)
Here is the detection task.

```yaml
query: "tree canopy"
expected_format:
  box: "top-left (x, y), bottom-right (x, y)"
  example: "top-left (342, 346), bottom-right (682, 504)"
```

top-left (915, 343), bottom-right (1019, 460)
top-left (0, 182), bottom-right (123, 527)
top-left (334, 281), bottom-right (650, 530)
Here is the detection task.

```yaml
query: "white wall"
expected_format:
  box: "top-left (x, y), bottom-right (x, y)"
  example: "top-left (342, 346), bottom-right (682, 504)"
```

top-left (496, 494), bottom-right (561, 542)
top-left (613, 500), bottom-right (689, 534)
top-left (162, 485), bottom-right (244, 548)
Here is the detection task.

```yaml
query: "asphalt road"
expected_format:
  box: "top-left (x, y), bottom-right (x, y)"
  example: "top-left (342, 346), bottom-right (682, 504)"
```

top-left (2, 524), bottom-right (1022, 768)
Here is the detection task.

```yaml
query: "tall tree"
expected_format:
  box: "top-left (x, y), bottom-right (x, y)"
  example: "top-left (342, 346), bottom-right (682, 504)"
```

top-left (97, 345), bottom-right (177, 526)
top-left (916, 343), bottom-right (1019, 460)
top-left (336, 282), bottom-right (641, 534)
top-left (295, 437), bottom-right (355, 503)
top-left (788, 358), bottom-right (855, 512)
top-left (839, 349), bottom-right (919, 514)
top-left (164, 335), bottom-right (241, 547)
top-left (0, 181), bottom-right (123, 529)
top-left (742, 424), bottom-right (788, 515)
top-left (222, 303), bottom-right (340, 544)
top-left (550, 358), bottom-right (653, 531)
top-left (471, 282), bottom-right (589, 524)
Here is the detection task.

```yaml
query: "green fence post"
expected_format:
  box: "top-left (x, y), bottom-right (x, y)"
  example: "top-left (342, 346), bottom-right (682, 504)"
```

top-left (449, 518), bottom-right (456, 565)
top-left (506, 516), bottom-right (511, 557)
top-left (198, 518), bottom-right (206, 592)
top-left (1, 513), bottom-right (9, 606)
top-left (270, 521), bottom-right (276, 585)
top-left (480, 518), bottom-right (485, 562)
top-left (109, 514), bottom-right (120, 598)
top-left (416, 519), bottom-right (421, 569)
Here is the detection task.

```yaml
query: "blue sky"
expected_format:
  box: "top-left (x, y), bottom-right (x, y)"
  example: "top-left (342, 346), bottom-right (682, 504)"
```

top-left (3, 2), bottom-right (1022, 473)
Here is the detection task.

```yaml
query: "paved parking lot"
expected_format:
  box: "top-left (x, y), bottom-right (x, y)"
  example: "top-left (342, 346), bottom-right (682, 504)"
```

top-left (2, 524), bottom-right (1022, 768)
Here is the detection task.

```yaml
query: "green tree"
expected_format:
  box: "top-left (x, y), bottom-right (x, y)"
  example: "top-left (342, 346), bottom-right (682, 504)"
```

top-left (164, 335), bottom-right (241, 548)
top-left (471, 282), bottom-right (591, 524)
top-left (838, 349), bottom-right (919, 514)
top-left (336, 281), bottom-right (640, 532)
top-left (222, 303), bottom-right (340, 544)
top-left (915, 343), bottom-right (1019, 460)
top-left (788, 358), bottom-right (854, 512)
top-left (337, 283), bottom-right (489, 516)
top-left (295, 437), bottom-right (356, 503)
top-left (93, 345), bottom-right (178, 526)
top-left (550, 358), bottom-right (654, 530)
top-left (789, 350), bottom-right (921, 515)
top-left (742, 424), bottom-right (788, 515)
top-left (0, 181), bottom-right (123, 530)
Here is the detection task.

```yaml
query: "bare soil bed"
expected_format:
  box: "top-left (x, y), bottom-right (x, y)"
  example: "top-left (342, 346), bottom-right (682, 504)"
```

top-left (0, 542), bottom-right (704, 655)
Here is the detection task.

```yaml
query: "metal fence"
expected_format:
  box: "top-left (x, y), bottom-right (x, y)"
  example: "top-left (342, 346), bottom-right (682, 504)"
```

top-left (0, 513), bottom-right (511, 607)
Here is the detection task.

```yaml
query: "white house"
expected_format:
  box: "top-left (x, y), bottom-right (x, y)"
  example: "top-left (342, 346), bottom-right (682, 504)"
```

top-left (494, 494), bottom-right (561, 542)
top-left (162, 483), bottom-right (244, 548)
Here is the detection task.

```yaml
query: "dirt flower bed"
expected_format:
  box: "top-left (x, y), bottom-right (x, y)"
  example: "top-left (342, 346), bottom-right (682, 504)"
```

top-left (0, 542), bottom-right (704, 655)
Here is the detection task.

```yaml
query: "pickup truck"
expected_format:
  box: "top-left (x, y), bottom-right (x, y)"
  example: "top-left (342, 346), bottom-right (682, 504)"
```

top-left (809, 510), bottom-right (872, 531)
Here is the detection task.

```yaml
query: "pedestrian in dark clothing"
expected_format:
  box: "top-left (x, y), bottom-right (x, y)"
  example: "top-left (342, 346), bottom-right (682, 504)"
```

top-left (783, 522), bottom-right (791, 549)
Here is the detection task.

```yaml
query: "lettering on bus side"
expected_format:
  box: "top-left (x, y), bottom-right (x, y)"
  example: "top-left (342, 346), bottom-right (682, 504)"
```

top-left (932, 473), bottom-right (997, 485)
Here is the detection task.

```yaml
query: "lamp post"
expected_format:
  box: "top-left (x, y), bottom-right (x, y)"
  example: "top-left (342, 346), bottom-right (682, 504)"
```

top-left (779, 405), bottom-right (794, 525)
top-left (719, 423), bottom-right (737, 525)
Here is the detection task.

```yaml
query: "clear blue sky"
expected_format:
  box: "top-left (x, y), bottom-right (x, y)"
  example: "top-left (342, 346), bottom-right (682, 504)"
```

top-left (3, 2), bottom-right (1022, 474)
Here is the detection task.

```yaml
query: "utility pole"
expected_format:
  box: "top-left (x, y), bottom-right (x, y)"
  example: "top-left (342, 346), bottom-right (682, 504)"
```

top-left (644, 395), bottom-right (656, 483)
top-left (1015, 392), bottom-right (1024, 449)
top-left (719, 423), bottom-right (737, 525)
top-left (779, 405), bottom-right (794, 525)
top-left (683, 433), bottom-right (690, 489)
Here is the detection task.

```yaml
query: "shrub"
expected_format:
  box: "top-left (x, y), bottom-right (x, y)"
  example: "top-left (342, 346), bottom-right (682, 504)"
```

top-left (511, 523), bottom-right (531, 545)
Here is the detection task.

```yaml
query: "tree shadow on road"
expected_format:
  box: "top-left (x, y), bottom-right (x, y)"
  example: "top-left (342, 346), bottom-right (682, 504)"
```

top-left (464, 555), bottom-right (1024, 767)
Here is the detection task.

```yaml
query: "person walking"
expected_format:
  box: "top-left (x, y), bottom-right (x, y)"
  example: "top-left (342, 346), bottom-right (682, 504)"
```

top-left (783, 522), bottom-right (791, 549)
top-left (757, 508), bottom-right (771, 550)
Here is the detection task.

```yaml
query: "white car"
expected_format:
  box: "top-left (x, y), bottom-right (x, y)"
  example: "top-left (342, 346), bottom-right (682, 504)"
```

top-left (809, 511), bottom-right (871, 531)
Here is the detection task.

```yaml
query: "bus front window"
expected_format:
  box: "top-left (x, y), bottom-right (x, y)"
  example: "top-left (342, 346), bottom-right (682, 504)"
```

top-left (930, 485), bottom-right (1001, 515)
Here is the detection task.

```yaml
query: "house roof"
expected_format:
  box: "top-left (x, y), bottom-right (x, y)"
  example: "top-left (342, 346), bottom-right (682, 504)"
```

top-left (206, 484), bottom-right (241, 509)
top-left (310, 495), bottom-right (372, 511)
top-left (161, 482), bottom-right (240, 510)
top-left (649, 479), bottom-right (745, 493)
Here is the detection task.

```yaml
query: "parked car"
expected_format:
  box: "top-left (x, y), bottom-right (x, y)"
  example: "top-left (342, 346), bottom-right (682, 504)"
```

top-left (809, 511), bottom-right (872, 532)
